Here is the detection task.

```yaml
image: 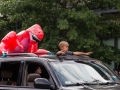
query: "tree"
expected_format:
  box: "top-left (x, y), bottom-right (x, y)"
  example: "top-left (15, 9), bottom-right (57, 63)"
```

top-left (0, 0), bottom-right (120, 63)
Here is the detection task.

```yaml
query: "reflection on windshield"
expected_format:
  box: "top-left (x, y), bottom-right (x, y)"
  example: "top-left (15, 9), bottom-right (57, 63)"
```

top-left (51, 61), bottom-right (120, 86)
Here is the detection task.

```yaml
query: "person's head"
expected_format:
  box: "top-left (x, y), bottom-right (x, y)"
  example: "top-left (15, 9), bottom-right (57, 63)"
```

top-left (113, 69), bottom-right (118, 75)
top-left (58, 41), bottom-right (69, 52)
top-left (34, 66), bottom-right (42, 74)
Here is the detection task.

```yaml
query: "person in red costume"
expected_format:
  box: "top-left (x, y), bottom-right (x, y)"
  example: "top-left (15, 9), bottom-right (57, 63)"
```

top-left (0, 24), bottom-right (50, 56)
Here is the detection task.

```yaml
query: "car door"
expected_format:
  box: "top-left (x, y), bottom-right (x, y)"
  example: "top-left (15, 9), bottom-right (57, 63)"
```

top-left (18, 60), bottom-right (55, 90)
top-left (18, 87), bottom-right (49, 90)
top-left (0, 86), bottom-right (19, 90)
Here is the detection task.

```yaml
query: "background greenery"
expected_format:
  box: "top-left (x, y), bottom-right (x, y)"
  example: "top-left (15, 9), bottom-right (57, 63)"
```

top-left (0, 0), bottom-right (120, 63)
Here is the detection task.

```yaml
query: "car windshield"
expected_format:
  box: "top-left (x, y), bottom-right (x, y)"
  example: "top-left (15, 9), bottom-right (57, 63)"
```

top-left (51, 60), bottom-right (120, 86)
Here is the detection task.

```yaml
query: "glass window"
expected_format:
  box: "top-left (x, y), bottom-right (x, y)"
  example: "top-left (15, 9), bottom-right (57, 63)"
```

top-left (24, 62), bottom-right (51, 87)
top-left (0, 61), bottom-right (21, 86)
top-left (51, 60), bottom-right (120, 86)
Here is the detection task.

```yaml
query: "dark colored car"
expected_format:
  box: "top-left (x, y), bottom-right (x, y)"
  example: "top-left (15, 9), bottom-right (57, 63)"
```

top-left (0, 53), bottom-right (120, 90)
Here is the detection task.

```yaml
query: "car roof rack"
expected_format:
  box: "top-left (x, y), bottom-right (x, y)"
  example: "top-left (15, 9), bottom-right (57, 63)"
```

top-left (0, 53), bottom-right (38, 58)
top-left (39, 55), bottom-right (92, 60)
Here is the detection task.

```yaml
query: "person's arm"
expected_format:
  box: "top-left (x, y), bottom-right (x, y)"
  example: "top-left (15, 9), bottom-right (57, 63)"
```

top-left (73, 52), bottom-right (92, 56)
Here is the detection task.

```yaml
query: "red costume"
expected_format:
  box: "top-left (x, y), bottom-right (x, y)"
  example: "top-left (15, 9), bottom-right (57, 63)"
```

top-left (0, 24), bottom-right (49, 56)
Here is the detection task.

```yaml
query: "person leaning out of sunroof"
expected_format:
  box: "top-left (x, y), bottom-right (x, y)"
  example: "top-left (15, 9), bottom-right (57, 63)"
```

top-left (56, 41), bottom-right (92, 56)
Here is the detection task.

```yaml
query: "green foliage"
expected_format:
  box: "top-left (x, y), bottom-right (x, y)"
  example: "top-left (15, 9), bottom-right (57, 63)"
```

top-left (0, 0), bottom-right (120, 63)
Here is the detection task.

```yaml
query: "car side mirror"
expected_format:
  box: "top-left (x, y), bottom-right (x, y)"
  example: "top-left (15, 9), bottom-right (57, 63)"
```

top-left (34, 78), bottom-right (53, 89)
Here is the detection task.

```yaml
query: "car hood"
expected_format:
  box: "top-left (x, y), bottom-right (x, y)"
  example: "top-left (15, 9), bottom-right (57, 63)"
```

top-left (91, 84), bottom-right (120, 90)
top-left (60, 84), bottom-right (120, 90)
top-left (60, 86), bottom-right (95, 90)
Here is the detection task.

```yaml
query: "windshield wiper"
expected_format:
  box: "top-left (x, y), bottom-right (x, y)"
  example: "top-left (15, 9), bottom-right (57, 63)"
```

top-left (65, 82), bottom-right (84, 87)
top-left (65, 82), bottom-right (95, 89)
top-left (83, 82), bottom-right (119, 85)
top-left (99, 82), bottom-right (119, 85)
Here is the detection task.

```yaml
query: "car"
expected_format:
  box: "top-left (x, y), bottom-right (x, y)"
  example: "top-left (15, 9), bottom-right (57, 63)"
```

top-left (0, 53), bottom-right (120, 90)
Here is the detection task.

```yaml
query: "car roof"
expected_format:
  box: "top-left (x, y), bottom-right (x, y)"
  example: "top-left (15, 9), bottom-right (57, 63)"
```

top-left (38, 55), bottom-right (100, 62)
top-left (0, 53), bottom-right (46, 62)
top-left (0, 53), bottom-right (100, 62)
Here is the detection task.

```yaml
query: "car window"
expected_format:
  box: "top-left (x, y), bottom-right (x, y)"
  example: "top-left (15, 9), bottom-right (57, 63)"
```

top-left (0, 61), bottom-right (21, 86)
top-left (91, 61), bottom-right (120, 82)
top-left (27, 63), bottom-right (49, 79)
top-left (23, 61), bottom-right (53, 87)
top-left (50, 60), bottom-right (120, 86)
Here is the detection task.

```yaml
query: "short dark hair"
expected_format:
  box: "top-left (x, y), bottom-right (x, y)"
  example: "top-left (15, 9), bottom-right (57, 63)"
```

top-left (28, 63), bottom-right (40, 73)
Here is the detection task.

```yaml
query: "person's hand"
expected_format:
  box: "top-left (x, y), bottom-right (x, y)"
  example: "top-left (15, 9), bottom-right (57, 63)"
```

top-left (61, 50), bottom-right (66, 54)
top-left (57, 50), bottom-right (66, 55)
